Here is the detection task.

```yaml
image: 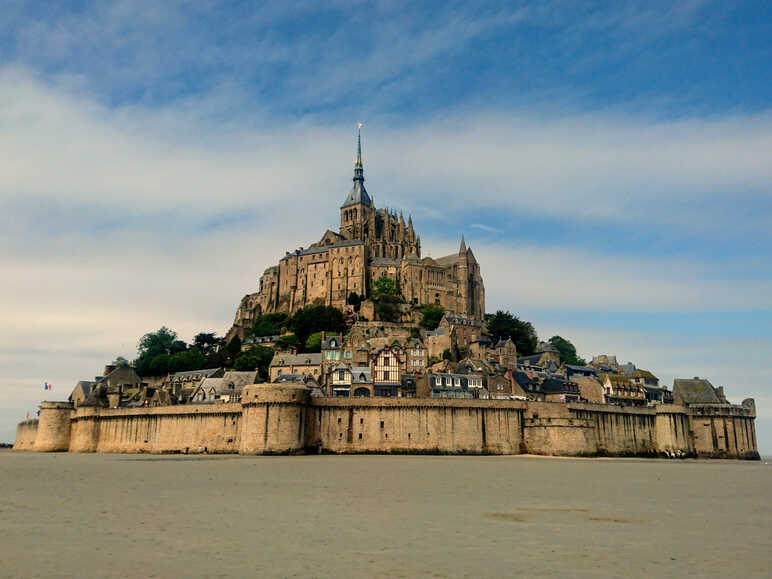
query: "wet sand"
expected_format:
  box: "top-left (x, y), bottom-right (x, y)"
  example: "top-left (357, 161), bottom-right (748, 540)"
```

top-left (1, 451), bottom-right (769, 578)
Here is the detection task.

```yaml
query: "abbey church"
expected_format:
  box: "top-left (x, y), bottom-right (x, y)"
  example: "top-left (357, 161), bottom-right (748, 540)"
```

top-left (228, 128), bottom-right (485, 337)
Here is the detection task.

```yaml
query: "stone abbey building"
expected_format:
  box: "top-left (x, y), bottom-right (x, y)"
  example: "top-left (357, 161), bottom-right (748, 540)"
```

top-left (229, 129), bottom-right (485, 337)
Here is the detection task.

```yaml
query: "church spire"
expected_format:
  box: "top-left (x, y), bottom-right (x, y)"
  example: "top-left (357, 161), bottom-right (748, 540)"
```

top-left (354, 122), bottom-right (364, 183)
top-left (459, 234), bottom-right (467, 254)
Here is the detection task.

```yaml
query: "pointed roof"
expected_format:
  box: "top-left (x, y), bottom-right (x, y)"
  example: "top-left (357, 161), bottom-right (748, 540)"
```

top-left (342, 123), bottom-right (372, 208)
top-left (459, 235), bottom-right (467, 254)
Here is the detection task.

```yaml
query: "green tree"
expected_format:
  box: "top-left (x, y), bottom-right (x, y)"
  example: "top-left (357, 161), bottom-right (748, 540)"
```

top-left (138, 327), bottom-right (179, 358)
top-left (548, 335), bottom-right (586, 366)
top-left (442, 348), bottom-right (452, 361)
top-left (347, 292), bottom-right (362, 312)
top-left (277, 334), bottom-right (299, 350)
top-left (304, 331), bottom-right (324, 353)
top-left (147, 353), bottom-right (170, 376)
top-left (112, 356), bottom-right (130, 368)
top-left (134, 327), bottom-right (188, 376)
top-left (225, 335), bottom-right (242, 354)
top-left (289, 305), bottom-right (346, 349)
top-left (168, 348), bottom-right (207, 373)
top-left (193, 332), bottom-right (225, 358)
top-left (485, 310), bottom-right (538, 355)
top-left (251, 313), bottom-right (288, 337)
top-left (371, 277), bottom-right (401, 322)
top-left (232, 346), bottom-right (274, 380)
top-left (419, 305), bottom-right (445, 330)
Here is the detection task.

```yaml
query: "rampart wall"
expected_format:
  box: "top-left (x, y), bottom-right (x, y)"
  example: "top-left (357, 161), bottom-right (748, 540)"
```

top-left (306, 398), bottom-right (524, 454)
top-left (13, 391), bottom-right (759, 459)
top-left (13, 419), bottom-right (38, 451)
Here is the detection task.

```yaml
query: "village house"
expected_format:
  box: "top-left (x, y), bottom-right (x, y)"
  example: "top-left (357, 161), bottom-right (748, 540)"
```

top-left (163, 368), bottom-right (224, 402)
top-left (629, 369), bottom-right (673, 405)
top-left (190, 371), bottom-right (259, 403)
top-left (327, 364), bottom-right (373, 397)
top-left (599, 373), bottom-right (646, 406)
top-left (417, 372), bottom-right (483, 399)
top-left (540, 377), bottom-right (582, 403)
top-left (372, 342), bottom-right (405, 397)
top-left (241, 335), bottom-right (281, 351)
top-left (69, 380), bottom-right (97, 408)
top-left (572, 375), bottom-right (606, 404)
top-left (269, 352), bottom-right (322, 382)
top-left (673, 377), bottom-right (728, 406)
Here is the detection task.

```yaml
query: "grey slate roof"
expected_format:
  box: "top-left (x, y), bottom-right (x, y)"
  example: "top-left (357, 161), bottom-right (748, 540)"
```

top-left (171, 368), bottom-right (222, 380)
top-left (270, 353), bottom-right (322, 366)
top-left (350, 366), bottom-right (372, 384)
top-left (341, 180), bottom-right (371, 208)
top-left (673, 378), bottom-right (721, 404)
top-left (369, 258), bottom-right (400, 266)
top-left (536, 341), bottom-right (559, 354)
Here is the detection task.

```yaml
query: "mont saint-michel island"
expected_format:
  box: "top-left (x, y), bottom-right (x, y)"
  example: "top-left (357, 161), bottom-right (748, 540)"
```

top-left (14, 129), bottom-right (759, 459)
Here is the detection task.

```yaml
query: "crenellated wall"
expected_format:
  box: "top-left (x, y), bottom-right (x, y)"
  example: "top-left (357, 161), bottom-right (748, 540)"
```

top-left (13, 390), bottom-right (759, 459)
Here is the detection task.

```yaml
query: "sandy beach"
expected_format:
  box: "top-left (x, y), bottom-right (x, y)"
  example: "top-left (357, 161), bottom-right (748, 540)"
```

top-left (0, 451), bottom-right (769, 578)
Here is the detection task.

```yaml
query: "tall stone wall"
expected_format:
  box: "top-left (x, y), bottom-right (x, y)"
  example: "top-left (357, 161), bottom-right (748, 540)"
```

top-left (239, 384), bottom-right (309, 454)
top-left (522, 403), bottom-right (597, 456)
top-left (654, 406), bottom-right (693, 454)
top-left (73, 404), bottom-right (242, 454)
top-left (13, 419), bottom-right (39, 451)
top-left (687, 403), bottom-right (758, 459)
top-left (306, 399), bottom-right (524, 454)
top-left (13, 395), bottom-right (759, 459)
top-left (568, 404), bottom-right (659, 456)
top-left (34, 402), bottom-right (74, 452)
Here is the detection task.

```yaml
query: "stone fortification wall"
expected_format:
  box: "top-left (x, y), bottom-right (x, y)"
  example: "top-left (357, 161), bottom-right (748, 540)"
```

top-left (13, 419), bottom-right (39, 450)
top-left (240, 384), bottom-right (309, 454)
top-left (14, 394), bottom-right (759, 458)
top-left (654, 405), bottom-right (693, 454)
top-left (306, 398), bottom-right (525, 454)
top-left (687, 403), bottom-right (757, 459)
top-left (567, 404), bottom-right (658, 456)
top-left (522, 403), bottom-right (597, 456)
top-left (34, 402), bottom-right (74, 452)
top-left (72, 404), bottom-right (242, 454)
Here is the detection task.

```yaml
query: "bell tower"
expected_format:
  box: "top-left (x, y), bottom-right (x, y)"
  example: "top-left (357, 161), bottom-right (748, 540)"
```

top-left (340, 123), bottom-right (371, 240)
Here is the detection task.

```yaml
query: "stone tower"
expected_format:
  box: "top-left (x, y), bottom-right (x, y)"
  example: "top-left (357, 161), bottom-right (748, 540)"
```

top-left (340, 123), bottom-right (372, 240)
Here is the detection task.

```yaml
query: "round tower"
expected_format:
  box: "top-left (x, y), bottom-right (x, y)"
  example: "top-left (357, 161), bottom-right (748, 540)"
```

top-left (33, 401), bottom-right (74, 452)
top-left (69, 406), bottom-right (101, 453)
top-left (239, 383), bottom-right (310, 454)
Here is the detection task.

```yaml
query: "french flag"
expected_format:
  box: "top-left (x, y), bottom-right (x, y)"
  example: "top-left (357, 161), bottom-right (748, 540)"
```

top-left (44, 382), bottom-right (51, 391)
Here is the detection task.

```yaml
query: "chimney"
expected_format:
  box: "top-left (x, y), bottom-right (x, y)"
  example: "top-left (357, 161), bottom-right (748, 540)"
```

top-left (322, 331), bottom-right (326, 342)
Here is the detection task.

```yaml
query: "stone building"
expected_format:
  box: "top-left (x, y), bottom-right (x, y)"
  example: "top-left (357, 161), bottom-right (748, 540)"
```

top-left (673, 377), bottom-right (727, 406)
top-left (227, 128), bottom-right (485, 339)
top-left (599, 373), bottom-right (646, 406)
top-left (269, 352), bottom-right (322, 382)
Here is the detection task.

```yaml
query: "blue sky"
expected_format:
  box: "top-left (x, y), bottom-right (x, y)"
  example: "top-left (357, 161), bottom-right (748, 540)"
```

top-left (1, 1), bottom-right (771, 450)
